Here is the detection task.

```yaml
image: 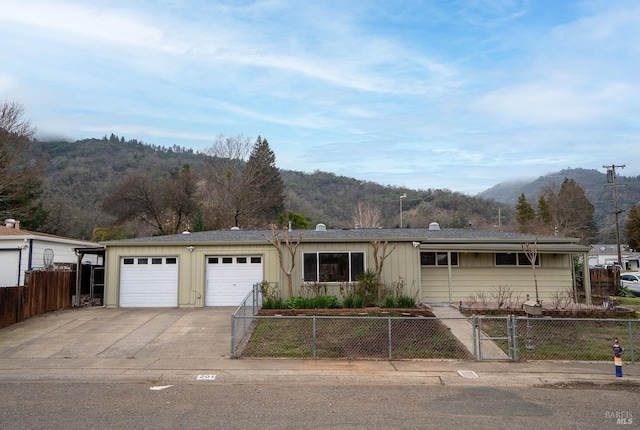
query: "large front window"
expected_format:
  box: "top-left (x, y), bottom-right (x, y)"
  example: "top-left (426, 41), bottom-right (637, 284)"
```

top-left (303, 252), bottom-right (365, 282)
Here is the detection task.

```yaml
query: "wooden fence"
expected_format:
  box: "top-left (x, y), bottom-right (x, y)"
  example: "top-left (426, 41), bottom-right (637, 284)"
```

top-left (589, 267), bottom-right (620, 298)
top-left (0, 270), bottom-right (75, 330)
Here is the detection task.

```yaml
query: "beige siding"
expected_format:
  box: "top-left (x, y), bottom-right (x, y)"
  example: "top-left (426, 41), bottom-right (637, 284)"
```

top-left (287, 242), bottom-right (421, 300)
top-left (420, 252), bottom-right (574, 304)
top-left (104, 244), bottom-right (278, 308)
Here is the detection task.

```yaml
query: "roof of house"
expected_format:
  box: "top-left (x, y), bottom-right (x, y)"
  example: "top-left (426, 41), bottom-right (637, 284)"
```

top-left (102, 227), bottom-right (591, 253)
top-left (0, 225), bottom-right (98, 247)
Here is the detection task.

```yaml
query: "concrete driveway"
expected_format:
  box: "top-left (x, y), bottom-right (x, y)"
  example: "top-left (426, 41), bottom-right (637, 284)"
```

top-left (1, 307), bottom-right (640, 388)
top-left (0, 307), bottom-right (234, 360)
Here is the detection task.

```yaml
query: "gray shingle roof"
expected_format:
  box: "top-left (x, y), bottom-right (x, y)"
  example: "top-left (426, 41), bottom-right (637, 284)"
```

top-left (103, 227), bottom-right (582, 246)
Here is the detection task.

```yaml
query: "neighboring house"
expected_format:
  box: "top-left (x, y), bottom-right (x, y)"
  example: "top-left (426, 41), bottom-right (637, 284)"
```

top-left (588, 244), bottom-right (640, 271)
top-left (102, 224), bottom-right (592, 308)
top-left (0, 219), bottom-right (102, 287)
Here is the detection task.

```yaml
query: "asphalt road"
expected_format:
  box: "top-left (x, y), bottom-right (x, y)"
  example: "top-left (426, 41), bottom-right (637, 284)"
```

top-left (0, 381), bottom-right (637, 430)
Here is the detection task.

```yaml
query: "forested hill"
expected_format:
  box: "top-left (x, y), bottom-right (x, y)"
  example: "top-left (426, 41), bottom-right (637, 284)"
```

top-left (32, 136), bottom-right (638, 243)
top-left (479, 167), bottom-right (640, 243)
top-left (35, 136), bottom-right (511, 240)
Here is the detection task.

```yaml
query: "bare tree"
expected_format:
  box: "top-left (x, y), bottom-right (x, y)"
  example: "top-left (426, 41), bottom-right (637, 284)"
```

top-left (202, 135), bottom-right (252, 228)
top-left (263, 224), bottom-right (303, 298)
top-left (102, 165), bottom-right (197, 235)
top-left (352, 201), bottom-right (382, 228)
top-left (521, 239), bottom-right (540, 303)
top-left (371, 240), bottom-right (397, 302)
top-left (0, 100), bottom-right (44, 225)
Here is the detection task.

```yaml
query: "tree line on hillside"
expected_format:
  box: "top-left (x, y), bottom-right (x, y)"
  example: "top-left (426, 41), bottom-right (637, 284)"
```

top-left (514, 179), bottom-right (598, 245)
top-left (6, 99), bottom-right (639, 245)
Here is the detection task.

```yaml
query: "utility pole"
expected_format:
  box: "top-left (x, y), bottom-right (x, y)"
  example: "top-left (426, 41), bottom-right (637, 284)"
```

top-left (603, 164), bottom-right (625, 269)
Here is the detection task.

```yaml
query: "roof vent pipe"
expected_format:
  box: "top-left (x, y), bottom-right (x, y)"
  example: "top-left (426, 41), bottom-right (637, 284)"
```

top-left (428, 222), bottom-right (440, 231)
top-left (315, 223), bottom-right (326, 232)
top-left (4, 218), bottom-right (15, 228)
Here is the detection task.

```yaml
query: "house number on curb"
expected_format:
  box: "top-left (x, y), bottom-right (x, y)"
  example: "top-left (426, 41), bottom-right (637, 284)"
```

top-left (196, 374), bottom-right (217, 381)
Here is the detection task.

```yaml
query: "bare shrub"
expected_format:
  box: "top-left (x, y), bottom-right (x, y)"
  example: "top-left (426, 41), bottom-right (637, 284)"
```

top-left (300, 281), bottom-right (327, 298)
top-left (490, 285), bottom-right (513, 309)
top-left (477, 291), bottom-right (489, 307)
top-left (465, 293), bottom-right (478, 308)
top-left (563, 286), bottom-right (576, 308)
top-left (391, 277), bottom-right (405, 297)
top-left (549, 291), bottom-right (562, 309)
top-left (508, 291), bottom-right (524, 309)
top-left (259, 281), bottom-right (280, 302)
top-left (339, 281), bottom-right (358, 299)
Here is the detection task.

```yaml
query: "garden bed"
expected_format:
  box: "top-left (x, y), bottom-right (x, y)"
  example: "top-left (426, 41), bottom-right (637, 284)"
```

top-left (456, 302), bottom-right (637, 318)
top-left (257, 307), bottom-right (435, 318)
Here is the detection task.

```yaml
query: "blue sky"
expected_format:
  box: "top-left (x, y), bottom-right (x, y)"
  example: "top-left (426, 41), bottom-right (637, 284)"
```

top-left (1, 0), bottom-right (638, 194)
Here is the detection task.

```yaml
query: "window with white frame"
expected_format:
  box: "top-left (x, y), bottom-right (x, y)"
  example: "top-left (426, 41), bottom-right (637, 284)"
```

top-left (495, 252), bottom-right (539, 266)
top-left (420, 252), bottom-right (458, 266)
top-left (303, 252), bottom-right (365, 282)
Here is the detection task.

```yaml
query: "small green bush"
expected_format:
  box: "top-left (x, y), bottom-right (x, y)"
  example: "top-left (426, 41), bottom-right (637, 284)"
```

top-left (311, 295), bottom-right (340, 309)
top-left (262, 297), bottom-right (286, 309)
top-left (284, 296), bottom-right (312, 310)
top-left (380, 295), bottom-right (395, 308)
top-left (343, 295), bottom-right (365, 308)
top-left (343, 296), bottom-right (355, 308)
top-left (396, 295), bottom-right (416, 308)
top-left (283, 295), bottom-right (341, 309)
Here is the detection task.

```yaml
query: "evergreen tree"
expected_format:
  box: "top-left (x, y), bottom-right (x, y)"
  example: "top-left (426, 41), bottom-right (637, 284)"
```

top-left (515, 193), bottom-right (535, 232)
top-left (624, 205), bottom-right (640, 251)
top-left (536, 195), bottom-right (552, 225)
top-left (241, 136), bottom-right (284, 227)
top-left (551, 178), bottom-right (597, 244)
top-left (277, 211), bottom-right (310, 229)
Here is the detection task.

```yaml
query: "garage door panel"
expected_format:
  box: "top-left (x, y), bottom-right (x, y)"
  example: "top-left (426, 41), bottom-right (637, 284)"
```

top-left (206, 256), bottom-right (262, 307)
top-left (120, 257), bottom-right (178, 307)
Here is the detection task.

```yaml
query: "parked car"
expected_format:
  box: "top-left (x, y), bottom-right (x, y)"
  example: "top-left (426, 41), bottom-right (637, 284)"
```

top-left (620, 273), bottom-right (640, 297)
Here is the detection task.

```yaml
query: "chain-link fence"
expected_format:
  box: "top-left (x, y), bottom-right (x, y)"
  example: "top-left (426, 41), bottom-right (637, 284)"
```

top-left (479, 316), bottom-right (639, 362)
top-left (232, 309), bottom-right (640, 362)
top-left (237, 315), bottom-right (472, 360)
top-left (230, 283), bottom-right (264, 358)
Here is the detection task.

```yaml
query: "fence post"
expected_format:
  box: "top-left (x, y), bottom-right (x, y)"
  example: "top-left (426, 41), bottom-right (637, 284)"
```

top-left (230, 314), bottom-right (236, 359)
top-left (472, 315), bottom-right (477, 361)
top-left (388, 316), bottom-right (392, 360)
top-left (511, 314), bottom-right (519, 361)
top-left (629, 320), bottom-right (635, 364)
top-left (313, 316), bottom-right (317, 360)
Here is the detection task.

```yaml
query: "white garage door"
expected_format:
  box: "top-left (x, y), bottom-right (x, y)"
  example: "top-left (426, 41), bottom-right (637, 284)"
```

top-left (206, 256), bottom-right (263, 306)
top-left (120, 257), bottom-right (178, 307)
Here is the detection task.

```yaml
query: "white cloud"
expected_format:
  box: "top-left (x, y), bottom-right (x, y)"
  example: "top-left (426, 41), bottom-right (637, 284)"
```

top-left (473, 81), bottom-right (635, 124)
top-left (1, 0), bottom-right (181, 53)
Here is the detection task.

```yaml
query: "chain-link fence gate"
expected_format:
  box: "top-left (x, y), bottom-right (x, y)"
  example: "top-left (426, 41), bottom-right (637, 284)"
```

top-left (475, 315), bottom-right (518, 361)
